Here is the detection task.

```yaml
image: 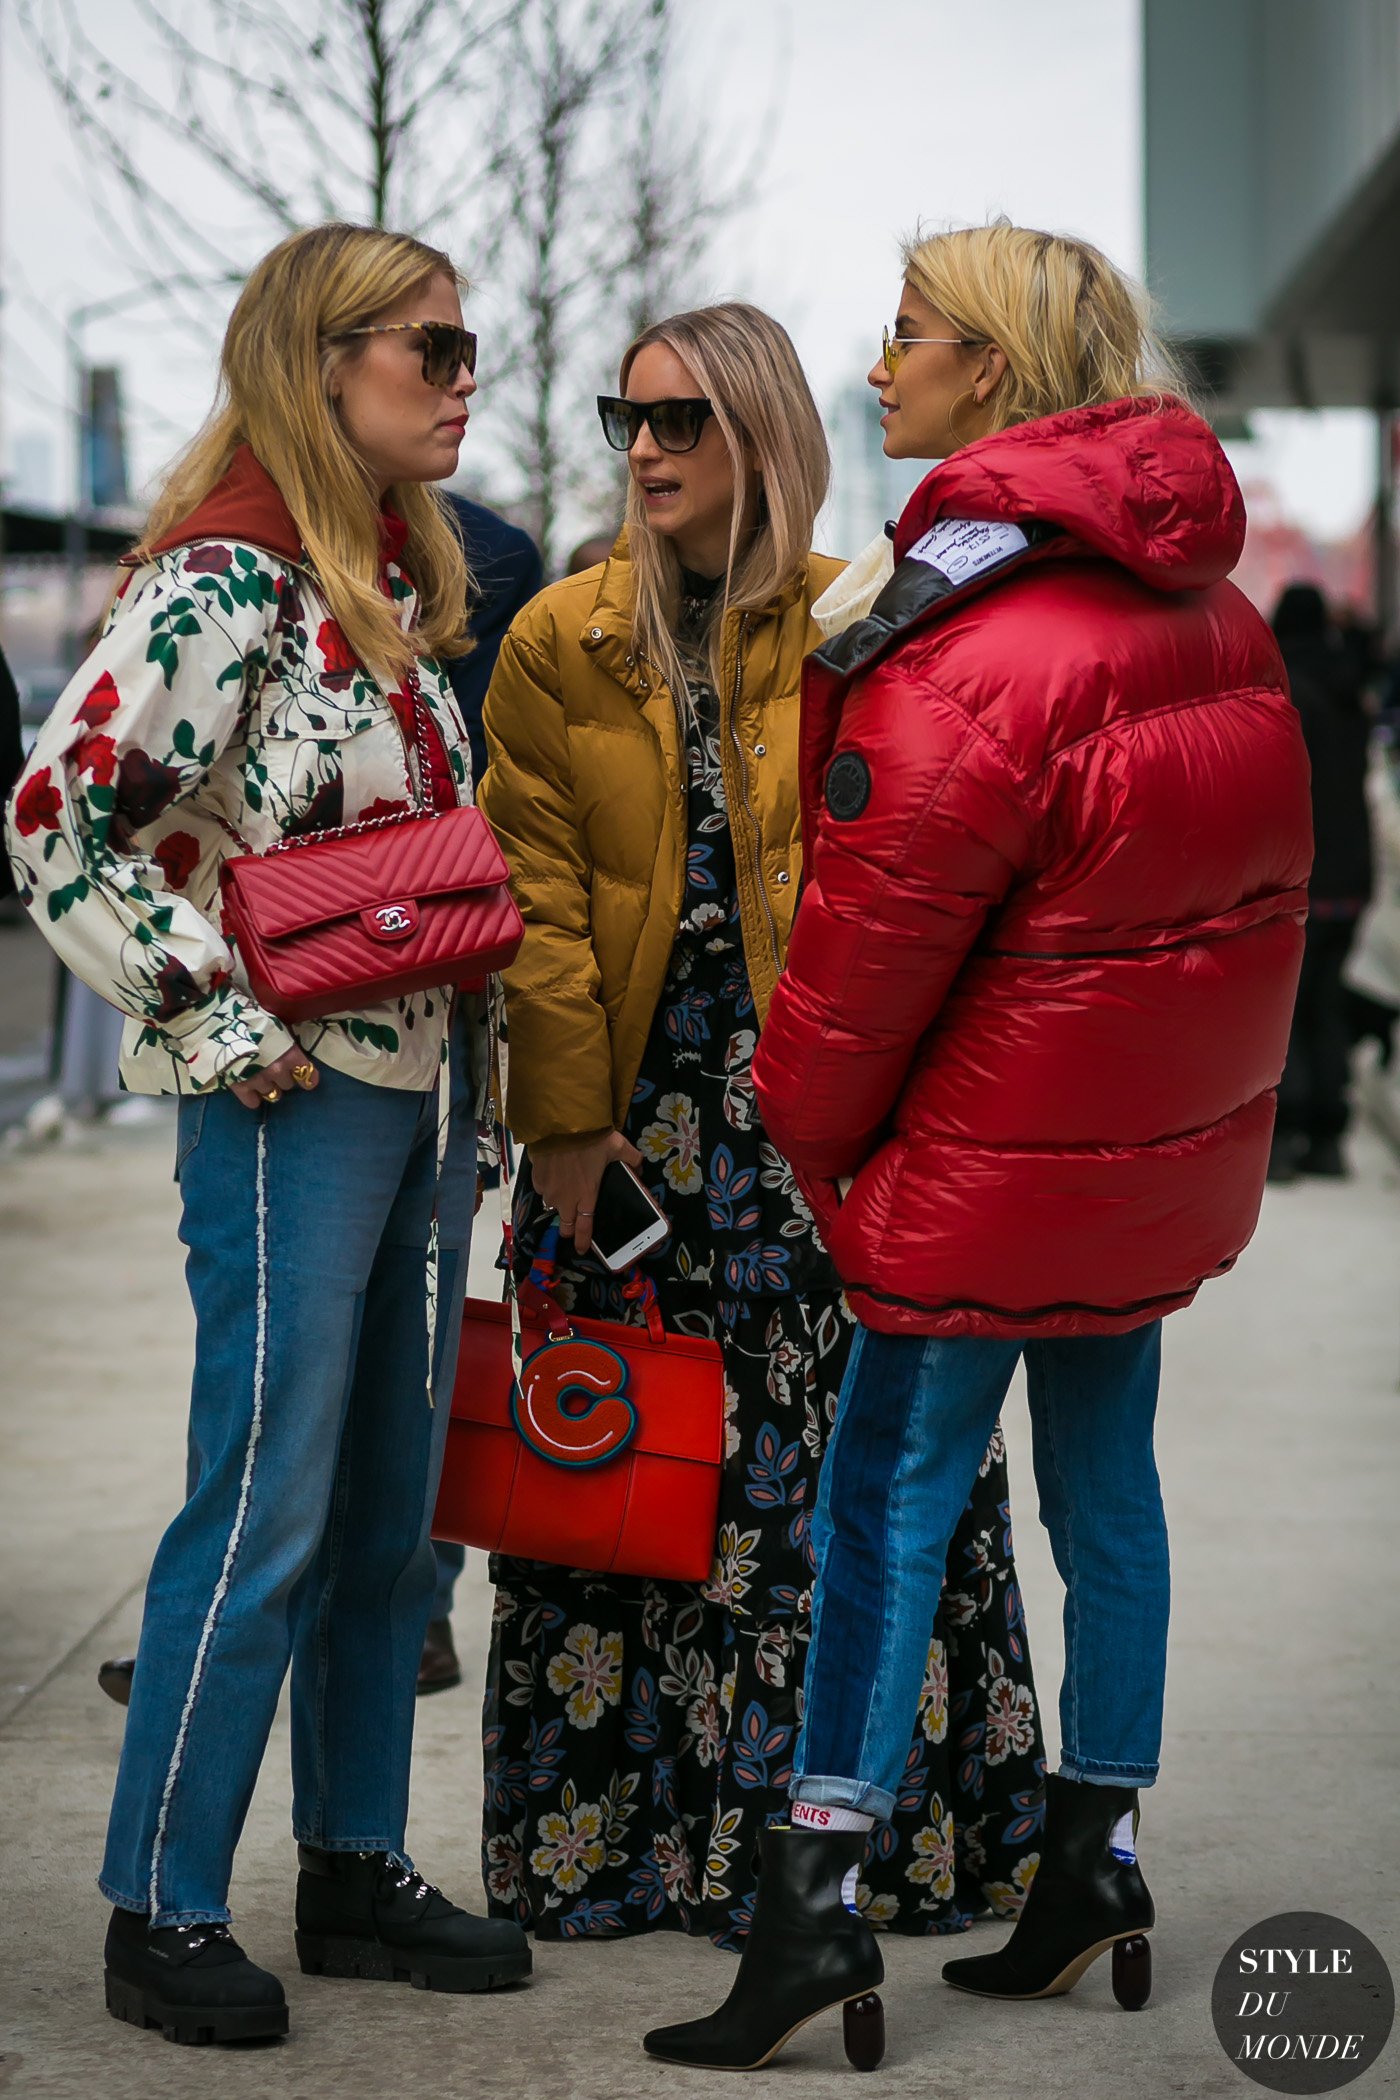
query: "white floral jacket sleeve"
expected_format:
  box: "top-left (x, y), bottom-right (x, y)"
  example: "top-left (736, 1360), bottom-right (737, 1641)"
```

top-left (5, 537), bottom-right (476, 1095)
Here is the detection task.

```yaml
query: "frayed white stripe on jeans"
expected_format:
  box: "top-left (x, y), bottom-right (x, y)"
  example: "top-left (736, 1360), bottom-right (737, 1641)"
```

top-left (147, 1118), bottom-right (271, 1920)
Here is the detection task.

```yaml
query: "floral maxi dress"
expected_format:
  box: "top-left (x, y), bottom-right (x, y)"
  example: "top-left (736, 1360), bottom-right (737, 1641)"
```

top-left (482, 613), bottom-right (1045, 1946)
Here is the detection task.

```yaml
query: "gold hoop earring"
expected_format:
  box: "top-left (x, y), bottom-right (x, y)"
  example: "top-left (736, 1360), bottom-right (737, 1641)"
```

top-left (947, 388), bottom-right (981, 446)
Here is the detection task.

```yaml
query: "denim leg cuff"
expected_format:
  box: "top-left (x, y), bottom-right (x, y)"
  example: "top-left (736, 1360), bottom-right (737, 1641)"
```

top-left (291, 1833), bottom-right (411, 1865)
top-left (99, 1876), bottom-right (233, 1929)
top-left (790, 1774), bottom-right (896, 1823)
top-left (1057, 1757), bottom-right (1159, 1788)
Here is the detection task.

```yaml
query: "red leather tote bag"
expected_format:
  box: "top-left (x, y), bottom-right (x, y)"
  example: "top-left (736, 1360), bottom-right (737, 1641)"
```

top-left (435, 1285), bottom-right (724, 1585)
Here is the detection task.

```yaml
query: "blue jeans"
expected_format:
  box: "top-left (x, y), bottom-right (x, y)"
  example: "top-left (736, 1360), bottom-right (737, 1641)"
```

top-left (431, 1540), bottom-right (466, 1620)
top-left (793, 1323), bottom-right (1168, 1822)
top-left (100, 1038), bottom-right (476, 1926)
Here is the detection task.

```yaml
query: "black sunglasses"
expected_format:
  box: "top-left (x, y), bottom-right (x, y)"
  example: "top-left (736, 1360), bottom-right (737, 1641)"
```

top-left (338, 321), bottom-right (478, 388)
top-left (597, 395), bottom-right (715, 454)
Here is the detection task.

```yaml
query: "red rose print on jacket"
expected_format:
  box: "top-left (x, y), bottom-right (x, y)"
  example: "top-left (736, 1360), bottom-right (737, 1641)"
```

top-left (153, 830), bottom-right (201, 890)
top-left (184, 544), bottom-right (233, 575)
top-left (153, 954), bottom-right (204, 1022)
top-left (285, 776), bottom-right (344, 836)
top-left (75, 671), bottom-right (121, 728)
top-left (74, 733), bottom-right (118, 787)
top-left (316, 620), bottom-right (359, 691)
top-left (358, 795), bottom-right (411, 824)
top-left (13, 766), bottom-right (62, 835)
top-left (116, 749), bottom-right (184, 828)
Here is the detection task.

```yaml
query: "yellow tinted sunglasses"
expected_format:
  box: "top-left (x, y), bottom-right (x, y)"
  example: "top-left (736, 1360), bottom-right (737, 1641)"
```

top-left (882, 325), bottom-right (984, 375)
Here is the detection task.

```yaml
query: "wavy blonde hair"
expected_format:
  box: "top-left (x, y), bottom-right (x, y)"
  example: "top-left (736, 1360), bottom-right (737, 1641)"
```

top-left (619, 302), bottom-right (829, 708)
top-left (137, 222), bottom-right (472, 680)
top-left (902, 220), bottom-right (1190, 434)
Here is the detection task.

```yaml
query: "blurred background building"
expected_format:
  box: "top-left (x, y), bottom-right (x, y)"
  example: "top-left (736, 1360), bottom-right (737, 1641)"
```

top-left (1145, 0), bottom-right (1400, 622)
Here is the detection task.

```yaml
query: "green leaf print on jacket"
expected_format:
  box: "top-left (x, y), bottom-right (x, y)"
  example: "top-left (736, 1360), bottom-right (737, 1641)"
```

top-left (3, 535), bottom-right (477, 1097)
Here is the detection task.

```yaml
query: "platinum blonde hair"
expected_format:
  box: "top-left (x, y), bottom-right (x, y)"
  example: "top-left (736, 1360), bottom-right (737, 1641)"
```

top-left (902, 219), bottom-right (1191, 434)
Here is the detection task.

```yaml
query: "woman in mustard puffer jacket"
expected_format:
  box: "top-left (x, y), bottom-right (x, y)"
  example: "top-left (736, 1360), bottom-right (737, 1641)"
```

top-left (477, 302), bottom-right (1045, 1946)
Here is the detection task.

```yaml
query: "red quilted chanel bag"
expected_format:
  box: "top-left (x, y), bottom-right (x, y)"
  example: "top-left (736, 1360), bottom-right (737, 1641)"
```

top-left (219, 674), bottom-right (522, 1021)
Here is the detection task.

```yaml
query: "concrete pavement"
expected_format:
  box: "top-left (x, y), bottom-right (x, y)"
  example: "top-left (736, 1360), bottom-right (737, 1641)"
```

top-left (1, 1111), bottom-right (1397, 2100)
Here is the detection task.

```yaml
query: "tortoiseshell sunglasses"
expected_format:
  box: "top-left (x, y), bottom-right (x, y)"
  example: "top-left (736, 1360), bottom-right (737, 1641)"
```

top-left (336, 321), bottom-right (478, 387)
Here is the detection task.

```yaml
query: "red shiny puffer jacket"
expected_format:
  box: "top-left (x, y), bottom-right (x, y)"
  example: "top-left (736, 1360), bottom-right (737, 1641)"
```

top-left (752, 396), bottom-right (1313, 1338)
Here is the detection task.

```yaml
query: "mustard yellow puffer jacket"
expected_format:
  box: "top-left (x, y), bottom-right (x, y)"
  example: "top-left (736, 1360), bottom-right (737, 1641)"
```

top-left (480, 542), bottom-right (844, 1148)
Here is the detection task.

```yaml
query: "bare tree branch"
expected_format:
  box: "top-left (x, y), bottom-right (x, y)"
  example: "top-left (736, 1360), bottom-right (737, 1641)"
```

top-left (16, 0), bottom-right (753, 567)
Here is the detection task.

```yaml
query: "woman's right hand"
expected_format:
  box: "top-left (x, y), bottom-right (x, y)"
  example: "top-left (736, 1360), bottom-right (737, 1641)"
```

top-left (229, 1046), bottom-right (319, 1111)
top-left (532, 1131), bottom-right (643, 1257)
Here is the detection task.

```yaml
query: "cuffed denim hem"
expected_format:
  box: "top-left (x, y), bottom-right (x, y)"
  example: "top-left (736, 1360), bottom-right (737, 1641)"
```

top-left (290, 1832), bottom-right (412, 1866)
top-left (790, 1774), bottom-right (896, 1822)
top-left (1058, 1758), bottom-right (1158, 1788)
top-left (98, 1877), bottom-right (232, 1928)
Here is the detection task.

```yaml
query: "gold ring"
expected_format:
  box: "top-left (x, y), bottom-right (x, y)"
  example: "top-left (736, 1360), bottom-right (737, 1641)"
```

top-left (291, 1063), bottom-right (316, 1088)
top-left (263, 1086), bottom-right (282, 1104)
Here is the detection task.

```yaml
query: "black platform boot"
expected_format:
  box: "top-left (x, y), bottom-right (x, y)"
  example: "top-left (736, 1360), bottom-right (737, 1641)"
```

top-left (295, 1846), bottom-right (531, 1993)
top-left (104, 1906), bottom-right (288, 2045)
top-left (643, 1826), bottom-right (886, 2071)
top-left (942, 1774), bottom-right (1154, 2008)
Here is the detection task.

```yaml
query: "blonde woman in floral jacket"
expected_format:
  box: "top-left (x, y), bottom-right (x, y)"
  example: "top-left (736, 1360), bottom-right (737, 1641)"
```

top-left (5, 223), bottom-right (529, 2048)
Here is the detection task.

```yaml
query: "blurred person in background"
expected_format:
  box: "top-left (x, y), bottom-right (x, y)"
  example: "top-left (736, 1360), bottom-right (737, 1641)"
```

top-left (479, 301), bottom-right (1044, 1950)
top-left (1269, 583), bottom-right (1374, 1179)
top-left (418, 494), bottom-right (543, 1697)
top-left (6, 222), bottom-right (530, 2047)
top-left (0, 642), bottom-right (22, 915)
top-left (644, 223), bottom-right (1310, 2072)
top-left (566, 532), bottom-right (619, 574)
top-left (1345, 731), bottom-right (1400, 1074)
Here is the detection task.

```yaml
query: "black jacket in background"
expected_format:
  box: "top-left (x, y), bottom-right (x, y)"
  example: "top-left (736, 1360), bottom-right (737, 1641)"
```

top-left (0, 644), bottom-right (23, 901)
top-left (444, 496), bottom-right (544, 787)
top-left (1280, 634), bottom-right (1373, 904)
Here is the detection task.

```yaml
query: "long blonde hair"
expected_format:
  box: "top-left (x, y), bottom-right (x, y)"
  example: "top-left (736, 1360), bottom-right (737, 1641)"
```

top-left (138, 222), bottom-right (473, 680)
top-left (620, 303), bottom-right (829, 707)
top-left (902, 220), bottom-right (1190, 435)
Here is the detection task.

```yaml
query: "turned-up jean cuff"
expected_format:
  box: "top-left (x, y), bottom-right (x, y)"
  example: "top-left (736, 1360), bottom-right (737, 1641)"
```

top-left (790, 1774), bottom-right (897, 1824)
top-left (99, 1880), bottom-right (231, 1930)
top-left (289, 1834), bottom-right (413, 1863)
top-left (1059, 1758), bottom-right (1159, 1788)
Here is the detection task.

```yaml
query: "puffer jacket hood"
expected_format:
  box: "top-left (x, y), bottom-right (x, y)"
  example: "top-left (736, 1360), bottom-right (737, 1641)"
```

top-left (894, 396), bottom-right (1246, 593)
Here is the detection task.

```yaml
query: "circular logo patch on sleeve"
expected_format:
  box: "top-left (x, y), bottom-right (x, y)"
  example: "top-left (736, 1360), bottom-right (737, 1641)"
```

top-left (825, 750), bottom-right (872, 822)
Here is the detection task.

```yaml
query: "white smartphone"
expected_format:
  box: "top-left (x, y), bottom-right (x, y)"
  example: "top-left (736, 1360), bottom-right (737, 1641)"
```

top-left (589, 1160), bottom-right (670, 1271)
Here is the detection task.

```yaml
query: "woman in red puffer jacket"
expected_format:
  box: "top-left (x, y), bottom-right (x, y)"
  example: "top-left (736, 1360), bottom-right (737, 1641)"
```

top-left (643, 223), bottom-right (1313, 2075)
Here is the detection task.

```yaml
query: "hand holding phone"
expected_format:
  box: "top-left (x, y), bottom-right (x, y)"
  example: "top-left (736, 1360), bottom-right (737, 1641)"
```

top-left (588, 1160), bottom-right (670, 1271)
top-left (532, 1130), bottom-right (642, 1257)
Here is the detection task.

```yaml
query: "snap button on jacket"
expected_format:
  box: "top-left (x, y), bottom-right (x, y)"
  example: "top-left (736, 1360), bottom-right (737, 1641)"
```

top-left (480, 542), bottom-right (844, 1148)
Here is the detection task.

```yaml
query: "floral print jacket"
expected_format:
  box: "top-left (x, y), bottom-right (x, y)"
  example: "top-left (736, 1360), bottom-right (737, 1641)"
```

top-left (5, 449), bottom-right (477, 1096)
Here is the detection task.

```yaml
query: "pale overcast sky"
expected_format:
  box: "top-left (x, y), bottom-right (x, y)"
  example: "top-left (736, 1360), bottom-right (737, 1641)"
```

top-left (0, 0), bottom-right (1373, 547)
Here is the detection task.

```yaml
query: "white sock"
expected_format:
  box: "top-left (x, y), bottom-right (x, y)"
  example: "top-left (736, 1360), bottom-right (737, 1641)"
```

top-left (790, 1800), bottom-right (874, 1835)
top-left (1109, 1810), bottom-right (1137, 1863)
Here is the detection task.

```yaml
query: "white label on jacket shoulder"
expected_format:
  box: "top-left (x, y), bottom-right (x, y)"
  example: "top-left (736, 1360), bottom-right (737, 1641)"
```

top-left (905, 517), bottom-right (1028, 583)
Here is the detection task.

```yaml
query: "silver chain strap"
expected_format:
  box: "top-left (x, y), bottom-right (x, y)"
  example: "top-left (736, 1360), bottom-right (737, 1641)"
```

top-left (264, 666), bottom-right (440, 855)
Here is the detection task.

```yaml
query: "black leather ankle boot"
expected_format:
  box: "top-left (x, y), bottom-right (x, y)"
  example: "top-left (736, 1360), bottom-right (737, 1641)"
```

top-left (104, 1906), bottom-right (288, 2044)
top-left (295, 1846), bottom-right (531, 1994)
top-left (643, 1826), bottom-right (886, 2071)
top-left (942, 1774), bottom-right (1154, 2007)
